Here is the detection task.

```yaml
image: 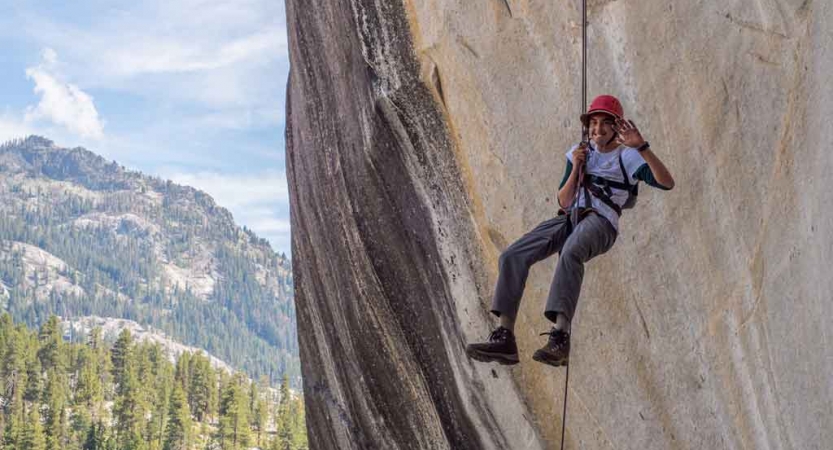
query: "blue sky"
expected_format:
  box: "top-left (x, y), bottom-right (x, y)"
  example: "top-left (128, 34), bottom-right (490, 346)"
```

top-left (0, 0), bottom-right (292, 256)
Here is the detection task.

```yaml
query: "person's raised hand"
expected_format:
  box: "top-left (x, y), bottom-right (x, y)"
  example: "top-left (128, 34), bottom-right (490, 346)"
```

top-left (615, 118), bottom-right (646, 148)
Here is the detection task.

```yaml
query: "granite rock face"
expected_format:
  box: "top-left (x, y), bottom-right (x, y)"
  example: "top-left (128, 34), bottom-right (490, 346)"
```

top-left (285, 0), bottom-right (832, 448)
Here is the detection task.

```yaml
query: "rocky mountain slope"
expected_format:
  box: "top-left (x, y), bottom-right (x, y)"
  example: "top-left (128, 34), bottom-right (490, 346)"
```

top-left (64, 315), bottom-right (236, 373)
top-left (0, 136), bottom-right (298, 386)
top-left (285, 0), bottom-right (831, 448)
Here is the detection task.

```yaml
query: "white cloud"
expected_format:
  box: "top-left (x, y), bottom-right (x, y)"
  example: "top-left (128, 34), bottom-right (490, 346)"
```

top-left (20, 1), bottom-right (288, 106)
top-left (187, 107), bottom-right (284, 131)
top-left (248, 218), bottom-right (291, 234)
top-left (0, 112), bottom-right (36, 143)
top-left (165, 170), bottom-right (288, 208)
top-left (106, 28), bottom-right (287, 77)
top-left (24, 49), bottom-right (104, 140)
top-left (42, 47), bottom-right (58, 65)
top-left (10, 0), bottom-right (288, 146)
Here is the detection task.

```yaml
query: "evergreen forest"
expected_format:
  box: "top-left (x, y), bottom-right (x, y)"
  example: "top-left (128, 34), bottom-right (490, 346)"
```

top-left (0, 313), bottom-right (308, 450)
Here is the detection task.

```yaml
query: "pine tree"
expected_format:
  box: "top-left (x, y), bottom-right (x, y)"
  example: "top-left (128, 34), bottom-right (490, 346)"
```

top-left (82, 421), bottom-right (109, 450)
top-left (0, 313), bottom-right (13, 344)
top-left (88, 328), bottom-right (113, 404)
top-left (112, 341), bottom-right (146, 450)
top-left (43, 370), bottom-right (68, 450)
top-left (275, 374), bottom-right (292, 450)
top-left (3, 399), bottom-right (24, 449)
top-left (3, 325), bottom-right (28, 448)
top-left (110, 329), bottom-right (132, 386)
top-left (37, 315), bottom-right (66, 373)
top-left (147, 344), bottom-right (173, 450)
top-left (3, 324), bottom-right (27, 395)
top-left (290, 396), bottom-right (308, 450)
top-left (187, 353), bottom-right (214, 422)
top-left (72, 411), bottom-right (93, 450)
top-left (21, 407), bottom-right (47, 450)
top-left (252, 376), bottom-right (269, 449)
top-left (174, 351), bottom-right (190, 394)
top-left (75, 346), bottom-right (102, 427)
top-left (162, 385), bottom-right (191, 450)
top-left (217, 373), bottom-right (250, 450)
top-left (133, 343), bottom-right (157, 444)
top-left (23, 355), bottom-right (42, 403)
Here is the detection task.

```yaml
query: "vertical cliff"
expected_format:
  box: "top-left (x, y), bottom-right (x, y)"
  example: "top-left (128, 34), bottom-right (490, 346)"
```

top-left (285, 0), bottom-right (833, 448)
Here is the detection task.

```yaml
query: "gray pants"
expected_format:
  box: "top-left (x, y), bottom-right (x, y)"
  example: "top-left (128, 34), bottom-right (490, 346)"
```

top-left (490, 212), bottom-right (617, 323)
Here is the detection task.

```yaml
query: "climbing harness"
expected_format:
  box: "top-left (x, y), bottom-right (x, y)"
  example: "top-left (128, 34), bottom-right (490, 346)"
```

top-left (583, 150), bottom-right (640, 216)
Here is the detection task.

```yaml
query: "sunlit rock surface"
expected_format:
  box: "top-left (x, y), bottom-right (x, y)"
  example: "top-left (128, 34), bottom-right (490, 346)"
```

top-left (285, 0), bottom-right (832, 448)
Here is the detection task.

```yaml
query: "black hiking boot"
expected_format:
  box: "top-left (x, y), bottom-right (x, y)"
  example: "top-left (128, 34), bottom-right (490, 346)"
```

top-left (532, 328), bottom-right (570, 367)
top-left (465, 326), bottom-right (519, 365)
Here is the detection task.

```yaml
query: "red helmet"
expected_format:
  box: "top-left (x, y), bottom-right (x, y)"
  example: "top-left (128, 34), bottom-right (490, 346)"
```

top-left (580, 95), bottom-right (623, 126)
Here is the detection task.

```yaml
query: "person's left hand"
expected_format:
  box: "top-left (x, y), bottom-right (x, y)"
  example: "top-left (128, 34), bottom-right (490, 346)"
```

top-left (615, 118), bottom-right (646, 148)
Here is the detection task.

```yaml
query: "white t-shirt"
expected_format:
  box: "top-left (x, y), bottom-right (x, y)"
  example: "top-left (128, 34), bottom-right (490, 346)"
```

top-left (564, 143), bottom-right (647, 231)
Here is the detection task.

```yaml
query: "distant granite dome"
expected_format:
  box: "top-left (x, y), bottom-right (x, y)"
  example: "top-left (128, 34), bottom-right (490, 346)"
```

top-left (285, 0), bottom-right (830, 449)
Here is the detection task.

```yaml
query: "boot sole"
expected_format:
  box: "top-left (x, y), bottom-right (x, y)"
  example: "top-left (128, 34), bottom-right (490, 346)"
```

top-left (466, 348), bottom-right (520, 365)
top-left (532, 350), bottom-right (568, 368)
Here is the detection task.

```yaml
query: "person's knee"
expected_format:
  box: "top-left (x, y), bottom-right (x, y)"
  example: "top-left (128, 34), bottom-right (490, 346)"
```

top-left (559, 244), bottom-right (584, 264)
top-left (500, 247), bottom-right (533, 271)
top-left (498, 250), bottom-right (517, 268)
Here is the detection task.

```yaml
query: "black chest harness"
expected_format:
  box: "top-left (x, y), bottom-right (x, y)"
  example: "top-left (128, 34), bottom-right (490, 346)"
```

top-left (580, 151), bottom-right (639, 217)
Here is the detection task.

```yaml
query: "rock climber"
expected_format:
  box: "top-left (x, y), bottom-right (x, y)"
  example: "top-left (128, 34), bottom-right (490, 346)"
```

top-left (466, 94), bottom-right (675, 367)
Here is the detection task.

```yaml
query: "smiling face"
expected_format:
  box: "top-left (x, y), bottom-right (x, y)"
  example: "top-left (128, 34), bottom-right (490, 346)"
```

top-left (588, 113), bottom-right (619, 149)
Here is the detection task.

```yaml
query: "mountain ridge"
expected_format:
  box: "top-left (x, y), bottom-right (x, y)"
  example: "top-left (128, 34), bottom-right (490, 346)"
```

top-left (0, 135), bottom-right (298, 386)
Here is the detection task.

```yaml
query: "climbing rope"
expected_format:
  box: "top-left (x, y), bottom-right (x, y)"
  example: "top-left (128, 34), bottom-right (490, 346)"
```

top-left (562, 1), bottom-right (587, 448)
top-left (561, 362), bottom-right (570, 450)
top-left (570, 0), bottom-right (590, 230)
top-left (581, 0), bottom-right (587, 143)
